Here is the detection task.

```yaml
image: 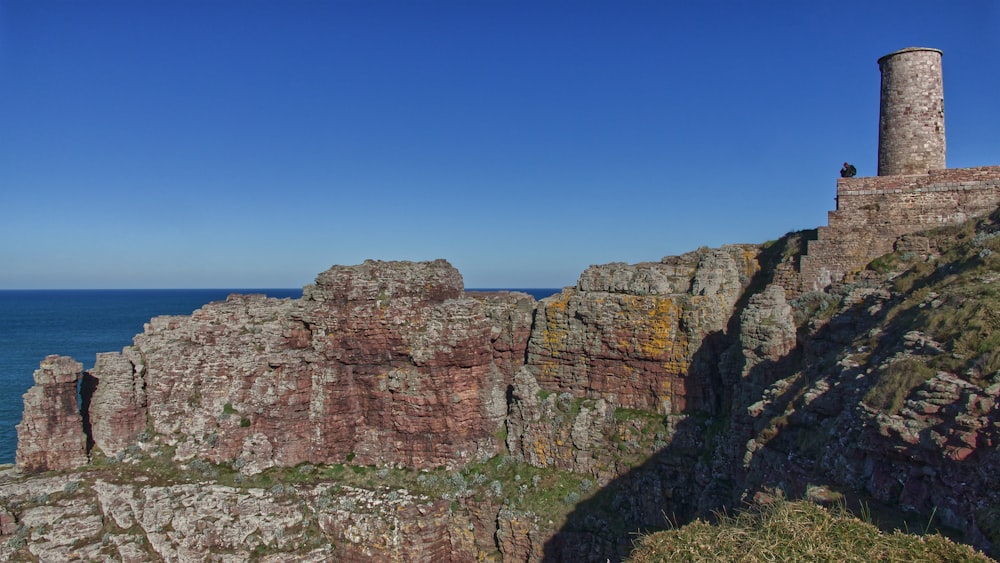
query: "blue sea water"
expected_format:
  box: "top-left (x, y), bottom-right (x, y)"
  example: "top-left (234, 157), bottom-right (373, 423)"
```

top-left (0, 287), bottom-right (561, 464)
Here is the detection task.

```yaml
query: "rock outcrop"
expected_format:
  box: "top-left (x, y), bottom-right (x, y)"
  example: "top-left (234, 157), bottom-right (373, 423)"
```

top-left (86, 349), bottom-right (148, 457)
top-left (83, 259), bottom-right (510, 473)
top-left (15, 356), bottom-right (88, 473)
top-left (0, 468), bottom-right (478, 562)
top-left (9, 224), bottom-right (1000, 561)
top-left (525, 246), bottom-right (758, 416)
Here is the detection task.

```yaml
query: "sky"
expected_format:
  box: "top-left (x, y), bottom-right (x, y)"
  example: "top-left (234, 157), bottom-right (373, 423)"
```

top-left (1, 1), bottom-right (998, 290)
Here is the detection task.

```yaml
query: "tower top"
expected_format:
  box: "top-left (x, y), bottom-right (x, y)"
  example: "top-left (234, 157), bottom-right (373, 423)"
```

top-left (877, 47), bottom-right (943, 67)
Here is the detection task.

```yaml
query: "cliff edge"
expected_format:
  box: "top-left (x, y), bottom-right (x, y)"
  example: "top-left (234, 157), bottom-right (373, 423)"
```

top-left (5, 216), bottom-right (1000, 561)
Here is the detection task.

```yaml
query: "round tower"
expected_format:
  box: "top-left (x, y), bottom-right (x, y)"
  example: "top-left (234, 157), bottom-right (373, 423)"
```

top-left (877, 47), bottom-right (945, 176)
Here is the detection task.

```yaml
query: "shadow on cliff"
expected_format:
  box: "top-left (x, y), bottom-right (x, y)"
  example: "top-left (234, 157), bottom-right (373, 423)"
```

top-left (539, 340), bottom-right (734, 561)
top-left (713, 230), bottom-right (1000, 554)
top-left (540, 231), bottom-right (818, 562)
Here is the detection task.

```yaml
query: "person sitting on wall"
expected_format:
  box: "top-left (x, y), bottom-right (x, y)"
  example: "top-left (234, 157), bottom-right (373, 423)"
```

top-left (840, 162), bottom-right (857, 178)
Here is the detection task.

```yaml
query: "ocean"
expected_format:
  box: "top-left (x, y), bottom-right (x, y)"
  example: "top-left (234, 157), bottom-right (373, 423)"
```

top-left (0, 287), bottom-right (561, 464)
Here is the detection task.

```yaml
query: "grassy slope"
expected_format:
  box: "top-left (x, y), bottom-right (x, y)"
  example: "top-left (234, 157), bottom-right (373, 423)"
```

top-left (630, 209), bottom-right (1000, 562)
top-left (627, 499), bottom-right (994, 562)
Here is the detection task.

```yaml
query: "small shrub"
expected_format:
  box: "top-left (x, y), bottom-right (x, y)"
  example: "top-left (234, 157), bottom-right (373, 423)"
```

top-left (5, 536), bottom-right (25, 550)
top-left (868, 253), bottom-right (901, 274)
top-left (489, 480), bottom-right (503, 497)
top-left (448, 472), bottom-right (467, 492)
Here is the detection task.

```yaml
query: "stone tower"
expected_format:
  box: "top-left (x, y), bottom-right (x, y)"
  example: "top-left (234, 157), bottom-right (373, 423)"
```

top-left (877, 47), bottom-right (945, 176)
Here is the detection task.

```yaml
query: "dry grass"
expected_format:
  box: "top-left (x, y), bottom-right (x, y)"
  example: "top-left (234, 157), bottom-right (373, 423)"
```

top-left (627, 500), bottom-right (993, 562)
top-left (862, 357), bottom-right (937, 415)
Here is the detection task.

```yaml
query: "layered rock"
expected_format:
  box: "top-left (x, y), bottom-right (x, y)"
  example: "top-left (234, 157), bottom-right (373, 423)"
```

top-left (14, 234), bottom-right (1000, 561)
top-left (0, 470), bottom-right (478, 562)
top-left (86, 348), bottom-right (148, 457)
top-left (525, 246), bottom-right (758, 416)
top-left (470, 290), bottom-right (537, 380)
top-left (713, 223), bottom-right (1000, 556)
top-left (737, 284), bottom-right (797, 375)
top-left (505, 367), bottom-right (613, 477)
top-left (15, 356), bottom-right (88, 473)
top-left (85, 260), bottom-right (511, 473)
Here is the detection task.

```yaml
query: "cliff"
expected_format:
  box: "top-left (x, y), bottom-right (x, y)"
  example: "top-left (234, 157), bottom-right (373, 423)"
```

top-left (5, 213), bottom-right (1000, 560)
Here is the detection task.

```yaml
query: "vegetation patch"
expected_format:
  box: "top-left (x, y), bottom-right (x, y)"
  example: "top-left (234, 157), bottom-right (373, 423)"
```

top-left (863, 215), bottom-right (1000, 387)
top-left (627, 499), bottom-right (995, 562)
top-left (863, 357), bottom-right (937, 415)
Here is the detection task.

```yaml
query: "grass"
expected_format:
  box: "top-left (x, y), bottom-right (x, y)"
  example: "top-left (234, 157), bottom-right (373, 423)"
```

top-left (862, 357), bottom-right (938, 415)
top-left (854, 214), bottom-right (1000, 389)
top-left (627, 499), bottom-right (995, 562)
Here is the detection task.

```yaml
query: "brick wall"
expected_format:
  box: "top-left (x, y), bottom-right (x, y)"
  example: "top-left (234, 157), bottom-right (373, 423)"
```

top-left (800, 165), bottom-right (1000, 292)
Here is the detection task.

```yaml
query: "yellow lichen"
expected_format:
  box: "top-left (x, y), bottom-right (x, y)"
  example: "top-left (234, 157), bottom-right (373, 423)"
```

top-left (540, 293), bottom-right (572, 358)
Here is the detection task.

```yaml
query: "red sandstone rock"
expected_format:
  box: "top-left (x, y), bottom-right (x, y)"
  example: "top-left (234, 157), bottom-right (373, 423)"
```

top-left (87, 260), bottom-right (512, 472)
top-left (525, 246), bottom-right (757, 415)
top-left (85, 349), bottom-right (148, 457)
top-left (13, 236), bottom-right (1000, 559)
top-left (15, 355), bottom-right (89, 473)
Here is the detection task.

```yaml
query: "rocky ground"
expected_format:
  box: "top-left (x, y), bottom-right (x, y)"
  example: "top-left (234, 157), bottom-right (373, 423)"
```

top-left (5, 211), bottom-right (1000, 561)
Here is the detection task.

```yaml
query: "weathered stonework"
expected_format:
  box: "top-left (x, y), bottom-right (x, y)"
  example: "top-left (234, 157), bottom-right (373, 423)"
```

top-left (798, 47), bottom-right (1000, 291)
top-left (801, 165), bottom-right (1000, 291)
top-left (878, 47), bottom-right (945, 176)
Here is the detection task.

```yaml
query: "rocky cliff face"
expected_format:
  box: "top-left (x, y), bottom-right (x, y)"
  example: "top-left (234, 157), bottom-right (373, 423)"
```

top-left (525, 246), bottom-right (757, 415)
top-left (82, 259), bottom-right (511, 473)
top-left (15, 356), bottom-right (88, 473)
top-left (717, 216), bottom-right (1000, 556)
top-left (8, 221), bottom-right (1000, 561)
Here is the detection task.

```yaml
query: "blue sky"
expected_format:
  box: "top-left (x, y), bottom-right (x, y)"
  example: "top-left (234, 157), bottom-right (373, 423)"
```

top-left (1, 1), bottom-right (998, 289)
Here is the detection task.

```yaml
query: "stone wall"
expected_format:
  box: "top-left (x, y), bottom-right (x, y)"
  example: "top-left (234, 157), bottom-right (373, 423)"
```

top-left (800, 165), bottom-right (1000, 291)
top-left (877, 47), bottom-right (945, 176)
